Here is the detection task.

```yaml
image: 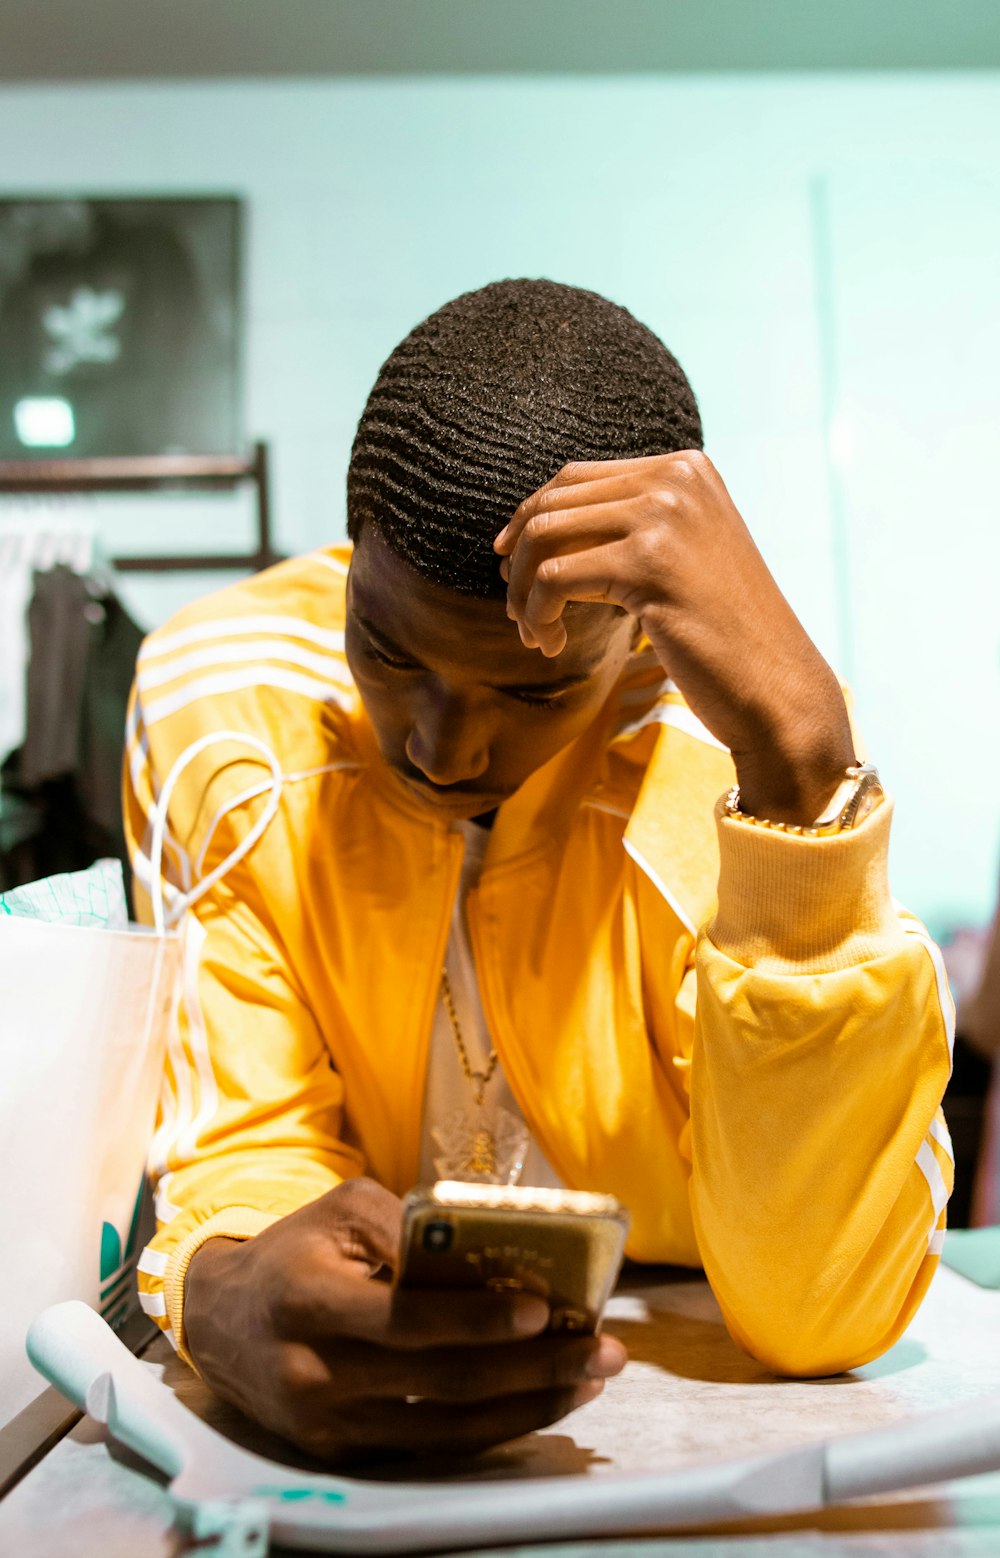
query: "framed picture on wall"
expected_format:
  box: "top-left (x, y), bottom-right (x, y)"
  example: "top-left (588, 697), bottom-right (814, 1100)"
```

top-left (0, 195), bottom-right (244, 459)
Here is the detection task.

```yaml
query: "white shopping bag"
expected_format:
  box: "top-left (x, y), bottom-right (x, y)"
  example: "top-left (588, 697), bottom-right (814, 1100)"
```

top-left (0, 884), bottom-right (178, 1426)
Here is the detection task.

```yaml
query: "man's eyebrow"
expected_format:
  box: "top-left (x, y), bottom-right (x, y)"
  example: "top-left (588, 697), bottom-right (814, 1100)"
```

top-left (356, 613), bottom-right (595, 694)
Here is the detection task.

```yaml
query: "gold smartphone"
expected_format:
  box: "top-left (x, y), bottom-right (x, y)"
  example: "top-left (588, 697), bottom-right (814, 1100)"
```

top-left (395, 1181), bottom-right (630, 1334)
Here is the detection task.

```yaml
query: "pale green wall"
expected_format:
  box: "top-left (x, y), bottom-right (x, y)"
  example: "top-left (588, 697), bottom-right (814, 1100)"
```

top-left (0, 75), bottom-right (997, 934)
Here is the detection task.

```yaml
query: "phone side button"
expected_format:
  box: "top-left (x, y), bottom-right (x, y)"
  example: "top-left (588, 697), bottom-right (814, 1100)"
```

top-left (550, 1308), bottom-right (588, 1332)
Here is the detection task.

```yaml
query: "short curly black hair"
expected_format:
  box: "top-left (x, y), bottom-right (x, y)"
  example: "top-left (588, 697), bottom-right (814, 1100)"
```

top-left (347, 278), bottom-right (702, 598)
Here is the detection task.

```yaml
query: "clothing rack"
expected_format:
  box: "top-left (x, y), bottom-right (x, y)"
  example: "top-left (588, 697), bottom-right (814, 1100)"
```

top-left (0, 440), bottom-right (278, 574)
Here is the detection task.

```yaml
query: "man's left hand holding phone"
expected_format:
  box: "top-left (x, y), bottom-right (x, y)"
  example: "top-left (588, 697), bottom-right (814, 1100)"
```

top-left (183, 1178), bottom-right (627, 1464)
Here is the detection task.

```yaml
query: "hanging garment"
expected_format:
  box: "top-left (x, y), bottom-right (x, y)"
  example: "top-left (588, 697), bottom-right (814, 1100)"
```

top-left (0, 563), bottom-right (143, 892)
top-left (0, 528), bottom-right (35, 765)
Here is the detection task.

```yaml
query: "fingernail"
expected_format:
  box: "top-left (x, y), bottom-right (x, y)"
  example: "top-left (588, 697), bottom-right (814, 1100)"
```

top-left (585, 1337), bottom-right (627, 1379)
top-left (511, 1296), bottom-right (550, 1336)
top-left (572, 1379), bottom-right (604, 1408)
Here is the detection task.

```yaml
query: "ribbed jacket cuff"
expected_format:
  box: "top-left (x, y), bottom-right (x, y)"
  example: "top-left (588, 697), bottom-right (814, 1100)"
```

top-left (707, 794), bottom-right (899, 974)
top-left (165, 1205), bottom-right (280, 1368)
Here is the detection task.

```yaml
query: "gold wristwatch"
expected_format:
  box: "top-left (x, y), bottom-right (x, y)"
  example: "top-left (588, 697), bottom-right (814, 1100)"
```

top-left (723, 763), bottom-right (885, 837)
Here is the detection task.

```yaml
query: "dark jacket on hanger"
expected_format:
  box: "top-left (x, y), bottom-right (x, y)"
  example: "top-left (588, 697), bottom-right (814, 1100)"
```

top-left (0, 564), bottom-right (143, 894)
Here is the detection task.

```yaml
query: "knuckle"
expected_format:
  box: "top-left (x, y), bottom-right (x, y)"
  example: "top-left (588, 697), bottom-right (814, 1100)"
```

top-left (335, 1174), bottom-right (385, 1209)
top-left (671, 449), bottom-right (707, 482)
top-left (634, 522), bottom-right (665, 567)
top-left (535, 556), bottom-right (562, 590)
top-left (342, 1173), bottom-right (377, 1196)
top-left (278, 1344), bottom-right (322, 1398)
top-left (647, 486), bottom-right (678, 520)
top-left (522, 510), bottom-right (554, 545)
top-left (333, 1175), bottom-right (400, 1252)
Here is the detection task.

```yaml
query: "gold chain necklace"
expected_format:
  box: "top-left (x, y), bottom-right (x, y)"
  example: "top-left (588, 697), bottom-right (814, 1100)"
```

top-left (433, 965), bottom-right (529, 1184)
top-left (440, 966), bottom-right (500, 1108)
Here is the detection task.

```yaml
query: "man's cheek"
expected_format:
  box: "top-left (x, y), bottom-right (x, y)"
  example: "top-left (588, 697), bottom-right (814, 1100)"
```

top-left (363, 691), bottom-right (410, 760)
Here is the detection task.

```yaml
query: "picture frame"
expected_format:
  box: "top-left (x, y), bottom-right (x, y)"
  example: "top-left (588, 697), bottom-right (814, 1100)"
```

top-left (0, 196), bottom-right (244, 459)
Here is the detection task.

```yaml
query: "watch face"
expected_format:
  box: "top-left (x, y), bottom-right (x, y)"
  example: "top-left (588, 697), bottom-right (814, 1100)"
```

top-left (843, 772), bottom-right (885, 830)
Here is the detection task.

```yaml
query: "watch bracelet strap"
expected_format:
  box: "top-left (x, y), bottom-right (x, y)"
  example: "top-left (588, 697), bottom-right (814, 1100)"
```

top-left (724, 763), bottom-right (884, 836)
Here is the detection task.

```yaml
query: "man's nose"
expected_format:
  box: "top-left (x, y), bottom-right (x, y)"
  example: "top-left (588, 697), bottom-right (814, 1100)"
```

top-left (405, 686), bottom-right (490, 787)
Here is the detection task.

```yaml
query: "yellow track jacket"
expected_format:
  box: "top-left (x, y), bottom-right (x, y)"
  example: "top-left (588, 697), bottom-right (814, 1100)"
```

top-left (125, 544), bottom-right (954, 1377)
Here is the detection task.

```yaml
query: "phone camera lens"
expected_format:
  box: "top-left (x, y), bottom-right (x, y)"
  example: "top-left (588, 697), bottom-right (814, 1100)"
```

top-left (423, 1219), bottom-right (453, 1253)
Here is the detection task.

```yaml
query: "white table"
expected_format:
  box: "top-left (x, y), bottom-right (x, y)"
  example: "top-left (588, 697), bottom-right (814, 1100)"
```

top-left (3, 1261), bottom-right (1000, 1556)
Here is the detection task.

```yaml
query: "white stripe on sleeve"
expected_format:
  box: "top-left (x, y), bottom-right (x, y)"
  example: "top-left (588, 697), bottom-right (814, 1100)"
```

top-left (310, 552), bottom-right (349, 576)
top-left (929, 1113), bottom-right (955, 1165)
top-left (137, 1247), bottom-right (169, 1279)
top-left (614, 702), bottom-right (729, 752)
top-left (916, 1138), bottom-right (950, 1223)
top-left (142, 668), bottom-right (355, 729)
top-left (138, 615), bottom-right (346, 662)
top-left (154, 1171), bottom-right (182, 1225)
top-left (623, 837), bottom-right (697, 936)
top-left (137, 638), bottom-right (354, 694)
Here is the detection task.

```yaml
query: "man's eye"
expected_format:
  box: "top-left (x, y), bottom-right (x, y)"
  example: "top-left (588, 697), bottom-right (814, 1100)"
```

top-left (364, 642), bottom-right (415, 671)
top-left (507, 689), bottom-right (569, 712)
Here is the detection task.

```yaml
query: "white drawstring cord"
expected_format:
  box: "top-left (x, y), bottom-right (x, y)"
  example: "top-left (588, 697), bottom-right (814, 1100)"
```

top-left (148, 730), bottom-right (283, 935)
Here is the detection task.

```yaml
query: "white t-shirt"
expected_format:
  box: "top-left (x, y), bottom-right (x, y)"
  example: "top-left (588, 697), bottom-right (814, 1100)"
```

top-left (418, 819), bottom-right (563, 1189)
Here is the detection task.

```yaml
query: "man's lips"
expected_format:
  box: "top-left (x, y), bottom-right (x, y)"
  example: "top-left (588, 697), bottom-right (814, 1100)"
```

top-left (393, 769), bottom-right (507, 811)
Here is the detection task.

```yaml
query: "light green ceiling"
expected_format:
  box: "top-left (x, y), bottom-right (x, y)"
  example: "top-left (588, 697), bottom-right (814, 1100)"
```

top-left (2, 0), bottom-right (999, 80)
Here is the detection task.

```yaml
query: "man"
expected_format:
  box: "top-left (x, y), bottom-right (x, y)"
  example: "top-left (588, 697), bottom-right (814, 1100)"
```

top-left (127, 279), bottom-right (953, 1464)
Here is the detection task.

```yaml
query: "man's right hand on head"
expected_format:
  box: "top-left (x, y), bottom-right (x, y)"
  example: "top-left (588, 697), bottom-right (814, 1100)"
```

top-left (182, 1177), bottom-right (626, 1465)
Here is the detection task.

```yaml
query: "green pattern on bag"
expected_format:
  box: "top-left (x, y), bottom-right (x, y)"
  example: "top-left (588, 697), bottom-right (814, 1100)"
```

top-left (99, 1220), bottom-right (121, 1283)
top-left (99, 1182), bottom-right (146, 1330)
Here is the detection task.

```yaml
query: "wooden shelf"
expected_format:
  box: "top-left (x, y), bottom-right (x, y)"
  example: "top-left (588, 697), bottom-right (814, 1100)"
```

top-left (0, 440), bottom-right (279, 573)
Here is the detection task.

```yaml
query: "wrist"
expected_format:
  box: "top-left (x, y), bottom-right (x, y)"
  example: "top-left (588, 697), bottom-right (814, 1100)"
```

top-left (184, 1237), bottom-right (246, 1367)
top-left (185, 1234), bottom-right (244, 1298)
top-left (732, 683), bottom-right (856, 825)
top-left (186, 1233), bottom-right (244, 1281)
top-left (727, 763), bottom-right (884, 839)
top-left (655, 638), bottom-right (852, 826)
top-left (734, 750), bottom-right (856, 827)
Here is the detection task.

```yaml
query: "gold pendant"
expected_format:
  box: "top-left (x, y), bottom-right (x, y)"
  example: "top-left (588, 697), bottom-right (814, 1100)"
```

top-left (467, 1127), bottom-right (497, 1177)
top-left (432, 1102), bottom-right (530, 1185)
